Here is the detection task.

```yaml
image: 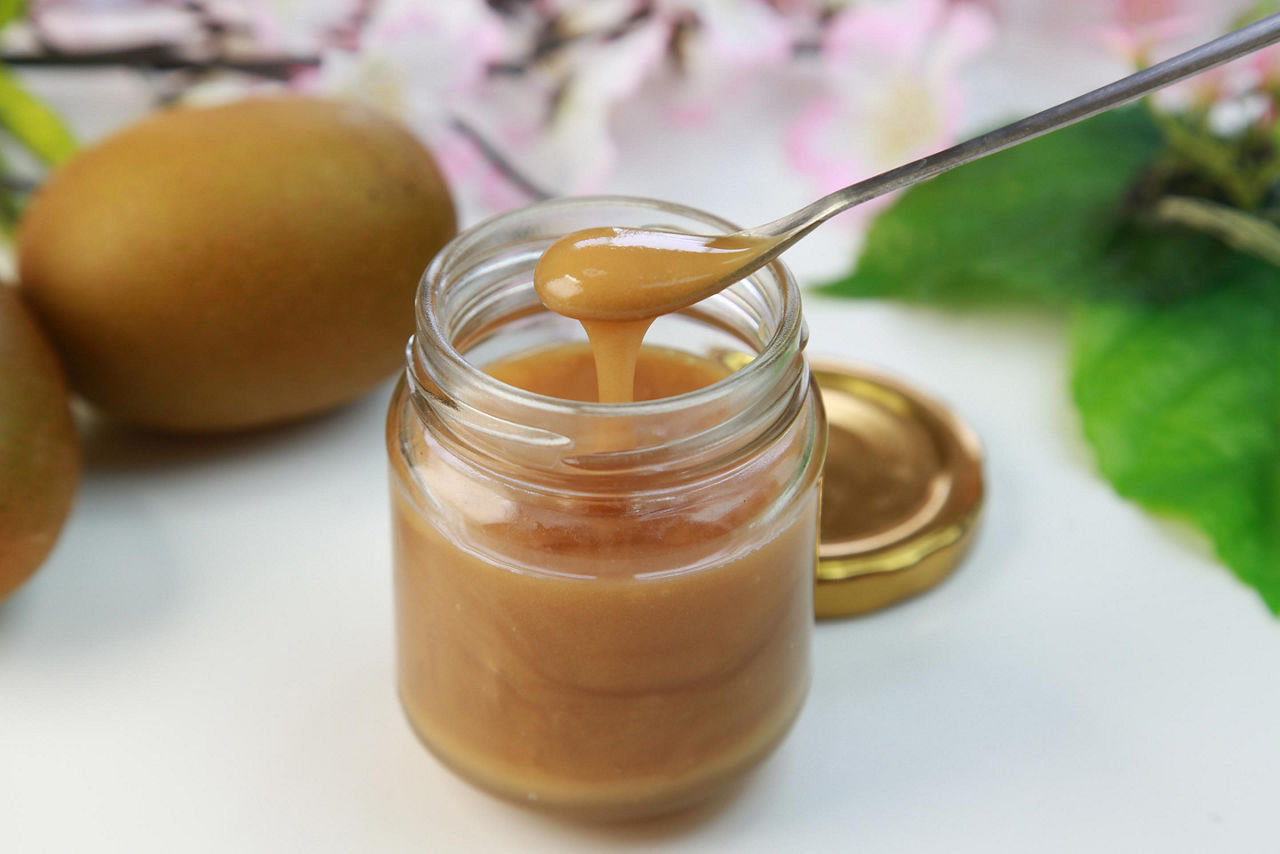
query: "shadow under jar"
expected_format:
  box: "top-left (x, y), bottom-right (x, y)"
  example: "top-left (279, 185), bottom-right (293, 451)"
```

top-left (387, 196), bottom-right (827, 821)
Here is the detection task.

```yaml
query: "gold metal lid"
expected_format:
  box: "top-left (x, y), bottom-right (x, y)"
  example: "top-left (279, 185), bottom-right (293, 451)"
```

top-left (811, 357), bottom-right (984, 619)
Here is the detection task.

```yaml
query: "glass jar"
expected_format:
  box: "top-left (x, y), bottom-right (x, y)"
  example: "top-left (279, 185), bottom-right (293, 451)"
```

top-left (386, 196), bottom-right (826, 821)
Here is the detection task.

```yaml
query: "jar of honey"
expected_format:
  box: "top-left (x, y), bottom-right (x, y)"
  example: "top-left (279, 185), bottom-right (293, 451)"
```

top-left (386, 196), bottom-right (827, 820)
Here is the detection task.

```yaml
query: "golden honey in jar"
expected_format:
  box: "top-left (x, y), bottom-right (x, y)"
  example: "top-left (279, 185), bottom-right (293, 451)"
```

top-left (386, 197), bottom-right (826, 820)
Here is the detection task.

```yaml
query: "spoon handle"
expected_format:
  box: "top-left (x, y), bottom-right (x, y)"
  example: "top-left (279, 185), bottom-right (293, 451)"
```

top-left (755, 12), bottom-right (1280, 244)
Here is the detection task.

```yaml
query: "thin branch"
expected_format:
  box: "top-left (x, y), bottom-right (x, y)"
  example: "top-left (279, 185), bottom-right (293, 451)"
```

top-left (1155, 194), bottom-right (1280, 267)
top-left (2, 49), bottom-right (319, 80)
top-left (449, 117), bottom-right (555, 202)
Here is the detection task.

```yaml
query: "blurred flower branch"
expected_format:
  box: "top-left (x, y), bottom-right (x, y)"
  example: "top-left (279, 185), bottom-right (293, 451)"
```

top-left (8, 0), bottom-right (996, 218)
top-left (8, 1), bottom-right (1277, 262)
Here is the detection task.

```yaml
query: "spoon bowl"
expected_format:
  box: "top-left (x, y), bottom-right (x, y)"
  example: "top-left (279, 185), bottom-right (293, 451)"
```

top-left (534, 227), bottom-right (772, 320)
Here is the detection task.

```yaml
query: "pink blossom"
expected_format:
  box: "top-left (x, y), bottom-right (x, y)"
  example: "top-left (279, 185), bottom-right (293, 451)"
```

top-left (1247, 43), bottom-right (1280, 90)
top-left (664, 0), bottom-right (791, 66)
top-left (31, 1), bottom-right (206, 52)
top-left (206, 0), bottom-right (365, 56)
top-left (297, 0), bottom-right (669, 208)
top-left (786, 0), bottom-right (994, 215)
top-left (657, 0), bottom-right (793, 125)
top-left (301, 0), bottom-right (507, 134)
top-left (1147, 6), bottom-right (1280, 119)
top-left (525, 16), bottom-right (671, 192)
top-left (1194, 40), bottom-right (1280, 134)
top-left (1092, 0), bottom-right (1200, 66)
top-left (283, 0), bottom-right (518, 217)
top-left (538, 0), bottom-right (647, 37)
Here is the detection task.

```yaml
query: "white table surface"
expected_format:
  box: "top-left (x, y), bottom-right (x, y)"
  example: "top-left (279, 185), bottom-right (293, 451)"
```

top-left (4, 22), bottom-right (1280, 853)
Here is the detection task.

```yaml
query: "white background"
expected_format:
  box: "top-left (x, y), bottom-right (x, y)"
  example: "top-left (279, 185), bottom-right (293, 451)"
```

top-left (4, 16), bottom-right (1280, 854)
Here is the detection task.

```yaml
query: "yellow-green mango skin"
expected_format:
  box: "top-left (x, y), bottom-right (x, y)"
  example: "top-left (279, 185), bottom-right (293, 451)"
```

top-left (0, 285), bottom-right (78, 599)
top-left (17, 96), bottom-right (457, 433)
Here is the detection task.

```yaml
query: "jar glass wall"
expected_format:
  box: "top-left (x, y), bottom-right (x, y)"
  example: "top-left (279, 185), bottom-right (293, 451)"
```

top-left (387, 197), bottom-right (826, 820)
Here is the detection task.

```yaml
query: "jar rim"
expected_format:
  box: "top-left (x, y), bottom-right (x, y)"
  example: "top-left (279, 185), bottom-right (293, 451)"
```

top-left (412, 194), bottom-right (805, 421)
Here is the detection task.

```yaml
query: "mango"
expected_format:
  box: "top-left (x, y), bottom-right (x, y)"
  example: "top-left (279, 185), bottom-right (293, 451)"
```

top-left (17, 96), bottom-right (456, 432)
top-left (0, 285), bottom-right (78, 599)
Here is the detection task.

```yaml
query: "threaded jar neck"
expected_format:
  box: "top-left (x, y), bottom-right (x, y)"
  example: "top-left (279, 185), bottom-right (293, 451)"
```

top-left (406, 196), bottom-right (810, 491)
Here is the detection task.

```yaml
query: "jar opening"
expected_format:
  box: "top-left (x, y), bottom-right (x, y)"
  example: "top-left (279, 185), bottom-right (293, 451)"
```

top-left (407, 196), bottom-right (809, 479)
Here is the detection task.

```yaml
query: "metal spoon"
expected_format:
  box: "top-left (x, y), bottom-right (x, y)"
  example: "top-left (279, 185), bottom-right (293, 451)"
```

top-left (536, 13), bottom-right (1280, 321)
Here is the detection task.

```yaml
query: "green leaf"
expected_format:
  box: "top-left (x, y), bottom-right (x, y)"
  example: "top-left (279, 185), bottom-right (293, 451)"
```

top-left (820, 107), bottom-right (1162, 304)
top-left (0, 66), bottom-right (76, 166)
top-left (0, 0), bottom-right (24, 30)
top-left (1071, 276), bottom-right (1280, 612)
top-left (823, 102), bottom-right (1280, 612)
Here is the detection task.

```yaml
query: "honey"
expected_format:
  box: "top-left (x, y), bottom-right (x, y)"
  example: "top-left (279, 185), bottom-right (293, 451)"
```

top-left (388, 197), bottom-right (825, 820)
top-left (535, 226), bottom-right (772, 403)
